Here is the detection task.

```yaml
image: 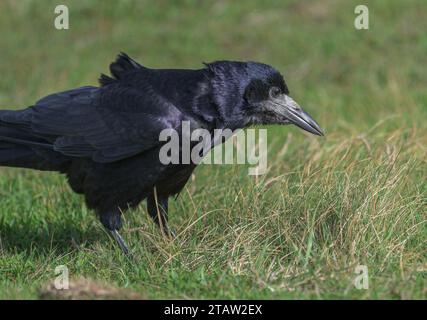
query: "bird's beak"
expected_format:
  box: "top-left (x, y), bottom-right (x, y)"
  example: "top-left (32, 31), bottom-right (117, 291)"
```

top-left (273, 95), bottom-right (324, 136)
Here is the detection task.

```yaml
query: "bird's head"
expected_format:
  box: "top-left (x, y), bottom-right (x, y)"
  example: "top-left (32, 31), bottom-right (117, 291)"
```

top-left (204, 61), bottom-right (324, 136)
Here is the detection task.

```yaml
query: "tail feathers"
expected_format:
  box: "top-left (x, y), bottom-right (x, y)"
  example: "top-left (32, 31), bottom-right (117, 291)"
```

top-left (0, 109), bottom-right (67, 171)
top-left (0, 143), bottom-right (39, 168)
top-left (0, 142), bottom-right (69, 171)
top-left (0, 135), bottom-right (53, 149)
top-left (0, 124), bottom-right (53, 149)
top-left (0, 108), bottom-right (32, 128)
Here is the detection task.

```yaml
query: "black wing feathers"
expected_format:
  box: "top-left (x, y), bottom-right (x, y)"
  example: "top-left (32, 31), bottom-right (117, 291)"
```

top-left (30, 84), bottom-right (182, 163)
top-left (99, 52), bottom-right (144, 86)
top-left (1, 53), bottom-right (186, 164)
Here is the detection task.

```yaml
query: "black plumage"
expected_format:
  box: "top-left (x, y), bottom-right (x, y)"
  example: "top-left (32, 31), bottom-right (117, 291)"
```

top-left (0, 53), bottom-right (323, 253)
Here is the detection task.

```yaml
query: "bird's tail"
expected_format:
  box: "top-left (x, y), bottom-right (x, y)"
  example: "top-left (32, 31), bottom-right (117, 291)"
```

top-left (0, 108), bottom-right (68, 171)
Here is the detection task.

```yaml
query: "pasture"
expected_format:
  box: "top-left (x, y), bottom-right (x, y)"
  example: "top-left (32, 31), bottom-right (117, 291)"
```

top-left (0, 0), bottom-right (425, 299)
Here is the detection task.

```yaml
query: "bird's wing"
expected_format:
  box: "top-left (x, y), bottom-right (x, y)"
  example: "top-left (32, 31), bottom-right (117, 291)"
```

top-left (17, 85), bottom-right (184, 163)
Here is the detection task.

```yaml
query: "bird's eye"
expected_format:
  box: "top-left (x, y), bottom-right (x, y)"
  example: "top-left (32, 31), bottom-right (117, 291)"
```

top-left (269, 87), bottom-right (281, 98)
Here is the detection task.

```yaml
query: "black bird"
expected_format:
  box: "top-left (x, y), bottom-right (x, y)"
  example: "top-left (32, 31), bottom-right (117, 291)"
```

top-left (0, 53), bottom-right (323, 253)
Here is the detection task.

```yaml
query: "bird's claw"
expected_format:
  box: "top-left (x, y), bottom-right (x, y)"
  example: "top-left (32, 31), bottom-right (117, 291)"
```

top-left (109, 229), bottom-right (130, 255)
top-left (167, 228), bottom-right (177, 239)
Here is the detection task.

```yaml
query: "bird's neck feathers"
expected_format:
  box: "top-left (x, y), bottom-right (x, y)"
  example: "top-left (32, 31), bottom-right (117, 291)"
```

top-left (194, 62), bottom-right (248, 131)
top-left (100, 54), bottom-right (248, 131)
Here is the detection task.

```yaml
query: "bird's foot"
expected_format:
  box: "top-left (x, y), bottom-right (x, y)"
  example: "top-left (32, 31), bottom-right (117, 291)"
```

top-left (100, 210), bottom-right (131, 255)
top-left (108, 229), bottom-right (130, 255)
top-left (163, 227), bottom-right (177, 240)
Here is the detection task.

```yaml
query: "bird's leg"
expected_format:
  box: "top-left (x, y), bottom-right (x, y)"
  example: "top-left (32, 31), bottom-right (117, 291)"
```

top-left (147, 191), bottom-right (175, 238)
top-left (99, 209), bottom-right (130, 255)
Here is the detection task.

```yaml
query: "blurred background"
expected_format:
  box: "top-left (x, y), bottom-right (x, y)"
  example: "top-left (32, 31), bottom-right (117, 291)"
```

top-left (1, 0), bottom-right (426, 131)
top-left (0, 0), bottom-right (425, 299)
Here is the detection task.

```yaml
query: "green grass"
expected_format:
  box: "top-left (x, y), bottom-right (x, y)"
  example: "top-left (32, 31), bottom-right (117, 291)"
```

top-left (0, 0), bottom-right (426, 299)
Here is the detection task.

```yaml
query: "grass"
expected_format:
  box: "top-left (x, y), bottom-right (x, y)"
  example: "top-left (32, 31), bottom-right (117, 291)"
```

top-left (0, 0), bottom-right (426, 299)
